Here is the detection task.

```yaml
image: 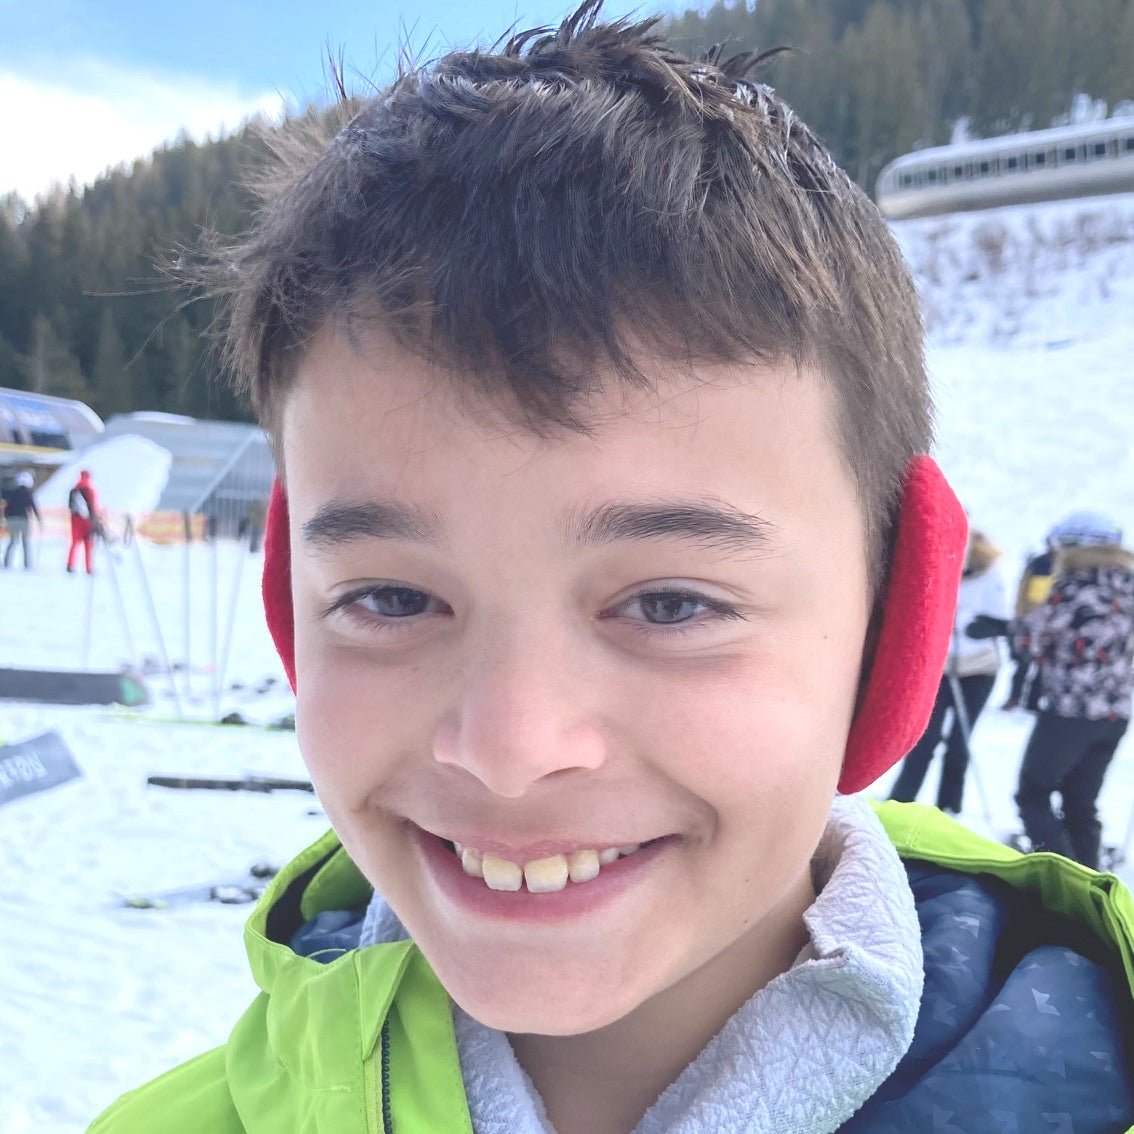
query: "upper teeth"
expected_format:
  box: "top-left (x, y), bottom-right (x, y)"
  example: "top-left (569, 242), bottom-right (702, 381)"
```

top-left (453, 841), bottom-right (643, 892)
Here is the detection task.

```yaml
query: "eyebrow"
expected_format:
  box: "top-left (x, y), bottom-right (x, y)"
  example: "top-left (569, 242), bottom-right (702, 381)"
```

top-left (564, 498), bottom-right (777, 556)
top-left (301, 500), bottom-right (443, 549)
top-left (300, 495), bottom-right (776, 557)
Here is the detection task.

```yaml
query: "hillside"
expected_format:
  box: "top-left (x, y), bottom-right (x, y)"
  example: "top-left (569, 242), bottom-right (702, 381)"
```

top-left (896, 191), bottom-right (1134, 563)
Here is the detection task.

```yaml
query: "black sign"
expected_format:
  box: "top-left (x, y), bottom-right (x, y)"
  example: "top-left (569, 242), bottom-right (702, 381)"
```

top-left (0, 731), bottom-right (82, 806)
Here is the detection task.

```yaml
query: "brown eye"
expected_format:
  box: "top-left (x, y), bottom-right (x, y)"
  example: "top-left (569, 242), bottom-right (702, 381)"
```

top-left (357, 587), bottom-right (434, 617)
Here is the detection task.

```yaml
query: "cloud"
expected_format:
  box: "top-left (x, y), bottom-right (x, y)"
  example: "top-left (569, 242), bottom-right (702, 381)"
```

top-left (0, 56), bottom-right (287, 201)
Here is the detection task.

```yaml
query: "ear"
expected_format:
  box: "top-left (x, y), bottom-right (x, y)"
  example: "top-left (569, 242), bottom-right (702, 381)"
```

top-left (838, 456), bottom-right (967, 794)
top-left (263, 478), bottom-right (296, 692)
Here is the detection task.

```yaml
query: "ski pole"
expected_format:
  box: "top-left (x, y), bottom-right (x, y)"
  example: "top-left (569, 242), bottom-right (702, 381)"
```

top-left (182, 513), bottom-right (192, 701)
top-left (210, 533), bottom-right (220, 719)
top-left (101, 530), bottom-right (137, 670)
top-left (130, 537), bottom-right (184, 718)
top-left (217, 527), bottom-right (248, 704)
top-left (945, 668), bottom-right (995, 831)
top-left (82, 569), bottom-right (96, 669)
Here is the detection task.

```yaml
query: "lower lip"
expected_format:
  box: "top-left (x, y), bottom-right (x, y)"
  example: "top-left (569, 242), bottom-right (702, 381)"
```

top-left (412, 826), bottom-right (676, 923)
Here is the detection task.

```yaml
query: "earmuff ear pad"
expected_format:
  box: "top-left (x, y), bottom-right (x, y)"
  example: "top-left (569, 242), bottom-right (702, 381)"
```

top-left (262, 455), bottom-right (967, 795)
top-left (263, 479), bottom-right (295, 692)
top-left (838, 456), bottom-right (967, 793)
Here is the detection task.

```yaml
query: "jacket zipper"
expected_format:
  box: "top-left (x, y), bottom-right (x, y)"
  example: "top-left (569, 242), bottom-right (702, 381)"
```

top-left (380, 1019), bottom-right (393, 1134)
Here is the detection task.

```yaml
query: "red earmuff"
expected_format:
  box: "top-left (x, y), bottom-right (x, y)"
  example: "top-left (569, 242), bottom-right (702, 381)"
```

top-left (838, 456), bottom-right (967, 793)
top-left (263, 478), bottom-right (295, 692)
top-left (262, 455), bottom-right (967, 793)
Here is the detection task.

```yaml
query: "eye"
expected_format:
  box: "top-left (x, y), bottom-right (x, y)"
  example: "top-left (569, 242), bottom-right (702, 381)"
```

top-left (609, 588), bottom-right (746, 634)
top-left (324, 583), bottom-right (450, 631)
top-left (355, 586), bottom-right (435, 618)
top-left (632, 592), bottom-right (712, 624)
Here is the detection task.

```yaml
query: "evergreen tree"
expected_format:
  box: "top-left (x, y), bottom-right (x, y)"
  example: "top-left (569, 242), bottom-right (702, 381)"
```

top-left (972, 0), bottom-right (1028, 133)
top-left (23, 313), bottom-right (88, 401)
top-left (844, 3), bottom-right (925, 187)
top-left (1020, 0), bottom-right (1073, 128)
top-left (146, 312), bottom-right (196, 412)
top-left (916, 0), bottom-right (973, 145)
top-left (92, 307), bottom-right (132, 417)
top-left (1105, 1), bottom-right (1134, 108)
top-left (0, 334), bottom-right (22, 390)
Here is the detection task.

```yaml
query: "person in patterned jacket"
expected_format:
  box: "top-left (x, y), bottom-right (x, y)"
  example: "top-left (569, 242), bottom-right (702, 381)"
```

top-left (1015, 511), bottom-right (1134, 867)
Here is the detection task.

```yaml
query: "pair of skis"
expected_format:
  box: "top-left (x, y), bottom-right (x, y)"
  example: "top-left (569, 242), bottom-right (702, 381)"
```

top-left (119, 862), bottom-right (279, 909)
top-left (146, 773), bottom-right (313, 793)
top-left (117, 773), bottom-right (317, 907)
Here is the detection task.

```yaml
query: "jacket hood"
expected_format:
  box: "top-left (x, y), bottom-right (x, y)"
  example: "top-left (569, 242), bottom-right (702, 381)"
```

top-left (231, 829), bottom-right (472, 1133)
top-left (1058, 543), bottom-right (1134, 575)
top-left (239, 830), bottom-right (420, 1093)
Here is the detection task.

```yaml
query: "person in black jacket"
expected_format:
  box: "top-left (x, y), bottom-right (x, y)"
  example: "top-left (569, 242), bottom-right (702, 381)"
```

top-left (2, 471), bottom-right (42, 570)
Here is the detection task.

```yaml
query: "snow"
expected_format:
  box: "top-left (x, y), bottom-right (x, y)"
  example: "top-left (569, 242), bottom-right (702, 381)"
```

top-left (3, 191), bottom-right (1134, 1132)
top-left (0, 539), bottom-right (311, 1133)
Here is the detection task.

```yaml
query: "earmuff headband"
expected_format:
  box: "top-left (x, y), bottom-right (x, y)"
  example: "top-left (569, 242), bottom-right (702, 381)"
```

top-left (262, 455), bottom-right (966, 793)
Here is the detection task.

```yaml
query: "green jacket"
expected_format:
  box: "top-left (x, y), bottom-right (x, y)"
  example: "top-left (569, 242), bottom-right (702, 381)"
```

top-left (90, 802), bottom-right (1134, 1134)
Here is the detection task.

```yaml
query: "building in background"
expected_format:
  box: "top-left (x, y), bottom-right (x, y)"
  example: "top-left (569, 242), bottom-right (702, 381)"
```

top-left (877, 118), bottom-right (1134, 220)
top-left (0, 388), bottom-right (105, 476)
top-left (100, 414), bottom-right (275, 542)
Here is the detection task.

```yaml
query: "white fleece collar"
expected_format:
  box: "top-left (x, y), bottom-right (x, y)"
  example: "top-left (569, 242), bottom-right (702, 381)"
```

top-left (361, 795), bottom-right (924, 1134)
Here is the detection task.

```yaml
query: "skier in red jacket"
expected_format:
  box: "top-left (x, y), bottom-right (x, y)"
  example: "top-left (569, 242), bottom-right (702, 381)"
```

top-left (65, 469), bottom-right (101, 575)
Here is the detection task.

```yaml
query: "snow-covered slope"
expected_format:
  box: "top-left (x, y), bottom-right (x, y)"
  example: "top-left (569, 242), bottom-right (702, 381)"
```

top-left (2, 192), bottom-right (1133, 1133)
top-left (898, 191), bottom-right (1134, 560)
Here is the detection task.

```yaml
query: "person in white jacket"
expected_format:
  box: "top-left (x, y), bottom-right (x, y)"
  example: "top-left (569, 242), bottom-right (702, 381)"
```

top-left (889, 530), bottom-right (1010, 813)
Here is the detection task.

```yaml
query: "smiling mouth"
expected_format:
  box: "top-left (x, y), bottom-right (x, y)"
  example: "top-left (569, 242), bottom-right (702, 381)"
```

top-left (443, 839), bottom-right (660, 893)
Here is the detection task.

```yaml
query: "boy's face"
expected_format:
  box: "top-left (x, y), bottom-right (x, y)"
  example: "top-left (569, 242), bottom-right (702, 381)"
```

top-left (282, 327), bottom-right (872, 1035)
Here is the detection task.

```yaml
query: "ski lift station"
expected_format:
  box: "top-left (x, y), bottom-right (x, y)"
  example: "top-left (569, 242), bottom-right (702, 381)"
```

top-left (1, 393), bottom-right (279, 722)
top-left (0, 387), bottom-right (104, 468)
top-left (0, 389), bottom-right (276, 542)
top-left (876, 116), bottom-right (1134, 219)
top-left (100, 413), bottom-right (276, 539)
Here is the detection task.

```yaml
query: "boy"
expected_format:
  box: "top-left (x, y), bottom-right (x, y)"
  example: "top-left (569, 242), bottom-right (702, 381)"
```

top-left (93, 5), bottom-right (1134, 1131)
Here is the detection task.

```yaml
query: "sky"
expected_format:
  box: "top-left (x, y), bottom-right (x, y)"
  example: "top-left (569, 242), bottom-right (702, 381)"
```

top-left (0, 0), bottom-right (657, 202)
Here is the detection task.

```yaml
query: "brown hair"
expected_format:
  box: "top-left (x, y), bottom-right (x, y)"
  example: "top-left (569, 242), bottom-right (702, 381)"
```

top-left (967, 531), bottom-right (1001, 575)
top-left (191, 0), bottom-right (931, 584)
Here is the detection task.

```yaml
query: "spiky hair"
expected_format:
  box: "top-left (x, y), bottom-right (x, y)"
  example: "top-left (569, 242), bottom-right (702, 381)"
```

top-left (191, 0), bottom-right (931, 582)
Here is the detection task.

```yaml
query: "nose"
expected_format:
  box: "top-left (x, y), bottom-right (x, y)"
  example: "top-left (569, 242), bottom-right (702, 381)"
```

top-left (432, 635), bottom-right (608, 798)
